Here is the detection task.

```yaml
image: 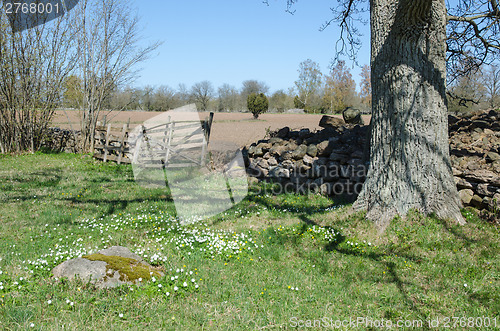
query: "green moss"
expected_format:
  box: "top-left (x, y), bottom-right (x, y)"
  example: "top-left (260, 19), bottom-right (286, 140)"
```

top-left (82, 253), bottom-right (162, 282)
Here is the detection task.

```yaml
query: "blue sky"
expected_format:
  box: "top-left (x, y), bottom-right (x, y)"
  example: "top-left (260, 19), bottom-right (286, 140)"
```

top-left (134, 0), bottom-right (371, 93)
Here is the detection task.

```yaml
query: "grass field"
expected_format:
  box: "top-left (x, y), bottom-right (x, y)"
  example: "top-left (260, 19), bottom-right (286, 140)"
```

top-left (0, 153), bottom-right (498, 330)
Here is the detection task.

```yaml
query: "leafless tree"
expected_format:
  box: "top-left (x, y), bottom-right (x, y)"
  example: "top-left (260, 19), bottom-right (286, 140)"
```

top-left (190, 81), bottom-right (214, 111)
top-left (484, 63), bottom-right (500, 108)
top-left (241, 80), bottom-right (269, 101)
top-left (217, 83), bottom-right (241, 112)
top-left (0, 10), bottom-right (78, 153)
top-left (153, 85), bottom-right (181, 111)
top-left (75, 0), bottom-right (160, 151)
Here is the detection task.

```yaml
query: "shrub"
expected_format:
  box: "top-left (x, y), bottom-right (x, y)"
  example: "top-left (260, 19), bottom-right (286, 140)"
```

top-left (247, 93), bottom-right (269, 119)
top-left (293, 95), bottom-right (305, 110)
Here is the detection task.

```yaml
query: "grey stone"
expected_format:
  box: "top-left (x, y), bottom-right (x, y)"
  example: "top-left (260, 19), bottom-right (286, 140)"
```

top-left (342, 107), bottom-right (363, 125)
top-left (458, 189), bottom-right (474, 205)
top-left (268, 157), bottom-right (278, 167)
top-left (276, 127), bottom-right (290, 138)
top-left (281, 151), bottom-right (293, 161)
top-left (471, 195), bottom-right (485, 208)
top-left (306, 145), bottom-right (318, 157)
top-left (489, 193), bottom-right (500, 209)
top-left (269, 145), bottom-right (287, 157)
top-left (52, 246), bottom-right (162, 289)
top-left (320, 183), bottom-right (332, 195)
top-left (269, 137), bottom-right (284, 144)
top-left (330, 152), bottom-right (349, 164)
top-left (303, 155), bottom-right (315, 166)
top-left (319, 115), bottom-right (344, 128)
top-left (247, 145), bottom-right (256, 156)
top-left (248, 177), bottom-right (259, 186)
top-left (282, 160), bottom-right (295, 169)
top-left (52, 258), bottom-right (108, 283)
top-left (253, 147), bottom-right (264, 157)
top-left (486, 152), bottom-right (500, 163)
top-left (464, 170), bottom-right (500, 185)
top-left (256, 142), bottom-right (272, 151)
top-left (291, 145), bottom-right (308, 160)
top-left (285, 142), bottom-right (298, 151)
top-left (452, 168), bottom-right (462, 176)
top-left (455, 177), bottom-right (474, 189)
top-left (269, 166), bottom-right (290, 178)
top-left (257, 159), bottom-right (269, 169)
top-left (316, 141), bottom-right (330, 156)
top-left (477, 183), bottom-right (499, 197)
top-left (484, 128), bottom-right (495, 135)
top-left (299, 129), bottom-right (311, 139)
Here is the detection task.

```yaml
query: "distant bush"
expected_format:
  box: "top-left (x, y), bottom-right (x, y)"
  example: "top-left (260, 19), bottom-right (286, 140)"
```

top-left (247, 93), bottom-right (269, 119)
top-left (293, 96), bottom-right (305, 110)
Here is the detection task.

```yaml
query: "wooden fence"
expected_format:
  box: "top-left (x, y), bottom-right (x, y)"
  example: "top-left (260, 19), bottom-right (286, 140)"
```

top-left (93, 113), bottom-right (214, 166)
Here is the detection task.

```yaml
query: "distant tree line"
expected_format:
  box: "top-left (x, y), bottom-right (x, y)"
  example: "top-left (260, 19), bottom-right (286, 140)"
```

top-left (62, 78), bottom-right (288, 113)
top-left (62, 60), bottom-right (373, 115)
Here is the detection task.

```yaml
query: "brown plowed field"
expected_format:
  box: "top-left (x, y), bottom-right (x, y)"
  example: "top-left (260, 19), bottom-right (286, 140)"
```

top-left (52, 110), bottom-right (370, 147)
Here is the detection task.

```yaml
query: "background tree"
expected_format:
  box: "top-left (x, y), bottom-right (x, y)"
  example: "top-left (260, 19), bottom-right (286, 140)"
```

top-left (152, 85), bottom-right (180, 111)
top-left (63, 75), bottom-right (84, 109)
top-left (241, 80), bottom-right (269, 104)
top-left (447, 69), bottom-right (486, 113)
top-left (190, 80), bottom-right (215, 111)
top-left (140, 85), bottom-right (155, 111)
top-left (322, 60), bottom-right (356, 113)
top-left (270, 89), bottom-right (294, 113)
top-left (247, 93), bottom-right (269, 119)
top-left (176, 83), bottom-right (190, 106)
top-left (484, 64), bottom-right (500, 109)
top-left (109, 86), bottom-right (141, 110)
top-left (359, 64), bottom-right (371, 109)
top-left (217, 83), bottom-right (241, 112)
top-left (294, 59), bottom-right (323, 112)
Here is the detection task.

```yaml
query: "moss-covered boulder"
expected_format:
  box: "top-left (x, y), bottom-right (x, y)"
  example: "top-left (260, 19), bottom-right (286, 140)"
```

top-left (51, 246), bottom-right (163, 289)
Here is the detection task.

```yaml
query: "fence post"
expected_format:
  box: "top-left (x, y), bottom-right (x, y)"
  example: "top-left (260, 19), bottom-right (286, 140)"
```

top-left (103, 123), bottom-right (111, 163)
top-left (117, 123), bottom-right (127, 165)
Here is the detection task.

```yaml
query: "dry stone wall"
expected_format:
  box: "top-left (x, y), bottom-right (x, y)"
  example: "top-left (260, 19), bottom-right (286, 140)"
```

top-left (245, 120), bottom-right (370, 203)
top-left (41, 128), bottom-right (83, 153)
top-left (449, 110), bottom-right (500, 211)
top-left (246, 111), bottom-right (500, 212)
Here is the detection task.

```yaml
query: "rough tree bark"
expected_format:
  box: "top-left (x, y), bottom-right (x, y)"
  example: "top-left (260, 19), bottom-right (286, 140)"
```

top-left (352, 0), bottom-right (466, 227)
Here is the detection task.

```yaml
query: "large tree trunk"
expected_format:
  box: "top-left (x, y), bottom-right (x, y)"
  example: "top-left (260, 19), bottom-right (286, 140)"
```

top-left (353, 0), bottom-right (466, 227)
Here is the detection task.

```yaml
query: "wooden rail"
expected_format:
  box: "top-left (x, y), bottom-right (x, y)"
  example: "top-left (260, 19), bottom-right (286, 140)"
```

top-left (93, 112), bottom-right (214, 166)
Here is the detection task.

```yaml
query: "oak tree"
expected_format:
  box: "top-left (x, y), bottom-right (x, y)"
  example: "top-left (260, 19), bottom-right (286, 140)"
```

top-left (282, 0), bottom-right (500, 227)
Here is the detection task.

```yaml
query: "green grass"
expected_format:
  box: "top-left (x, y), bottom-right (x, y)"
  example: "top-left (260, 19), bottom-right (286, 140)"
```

top-left (0, 153), bottom-right (498, 330)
